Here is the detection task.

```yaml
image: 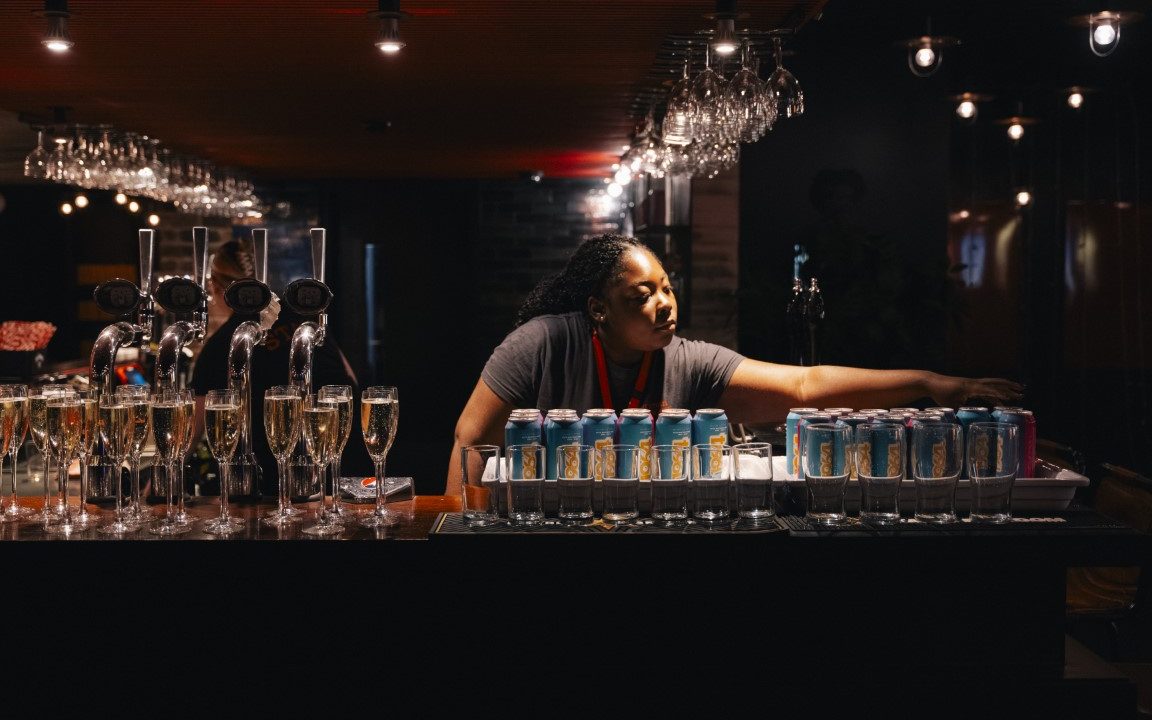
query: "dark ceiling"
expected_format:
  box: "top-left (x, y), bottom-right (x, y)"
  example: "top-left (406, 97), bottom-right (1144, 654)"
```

top-left (0, 0), bottom-right (827, 183)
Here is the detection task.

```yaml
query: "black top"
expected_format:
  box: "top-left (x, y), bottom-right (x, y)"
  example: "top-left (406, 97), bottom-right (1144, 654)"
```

top-left (189, 311), bottom-right (372, 496)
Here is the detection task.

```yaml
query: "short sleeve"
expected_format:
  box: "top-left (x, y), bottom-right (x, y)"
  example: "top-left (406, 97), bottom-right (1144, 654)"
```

top-left (480, 321), bottom-right (547, 407)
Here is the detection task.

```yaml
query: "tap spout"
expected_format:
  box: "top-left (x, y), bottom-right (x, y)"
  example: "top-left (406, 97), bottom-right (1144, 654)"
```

top-left (89, 322), bottom-right (137, 397)
top-left (155, 320), bottom-right (198, 392)
top-left (227, 320), bottom-right (265, 460)
top-left (288, 321), bottom-right (325, 396)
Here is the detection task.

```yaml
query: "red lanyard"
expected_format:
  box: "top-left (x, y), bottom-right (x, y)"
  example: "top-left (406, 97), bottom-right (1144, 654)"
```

top-left (590, 331), bottom-right (652, 410)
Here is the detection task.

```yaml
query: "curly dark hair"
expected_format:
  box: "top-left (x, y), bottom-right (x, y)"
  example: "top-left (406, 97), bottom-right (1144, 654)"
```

top-left (514, 234), bottom-right (650, 328)
top-left (209, 239), bottom-right (256, 287)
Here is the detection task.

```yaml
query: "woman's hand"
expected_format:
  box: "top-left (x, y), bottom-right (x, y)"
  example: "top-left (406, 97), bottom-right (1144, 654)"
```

top-left (936, 375), bottom-right (1025, 409)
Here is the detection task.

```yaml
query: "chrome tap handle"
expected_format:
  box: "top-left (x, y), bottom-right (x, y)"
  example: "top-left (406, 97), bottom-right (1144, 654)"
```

top-left (137, 228), bottom-right (156, 342)
top-left (252, 228), bottom-right (269, 285)
top-left (309, 227), bottom-right (326, 284)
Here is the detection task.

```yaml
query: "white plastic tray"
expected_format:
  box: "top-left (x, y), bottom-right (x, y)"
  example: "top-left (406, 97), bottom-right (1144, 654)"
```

top-left (772, 456), bottom-right (1089, 513)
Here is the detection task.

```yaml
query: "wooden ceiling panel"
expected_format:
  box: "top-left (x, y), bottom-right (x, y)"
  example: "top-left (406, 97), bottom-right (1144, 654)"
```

top-left (0, 1), bottom-right (826, 180)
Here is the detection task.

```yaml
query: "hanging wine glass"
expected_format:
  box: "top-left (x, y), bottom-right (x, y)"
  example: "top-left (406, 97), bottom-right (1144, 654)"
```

top-left (689, 45), bottom-right (727, 144)
top-left (662, 51), bottom-right (695, 147)
top-left (23, 129), bottom-right (51, 180)
top-left (727, 43), bottom-right (775, 142)
top-left (768, 35), bottom-right (804, 119)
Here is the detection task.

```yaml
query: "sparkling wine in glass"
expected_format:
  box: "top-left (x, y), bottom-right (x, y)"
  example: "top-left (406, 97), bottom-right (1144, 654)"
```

top-left (44, 395), bottom-right (83, 534)
top-left (97, 397), bottom-right (137, 535)
top-left (149, 391), bottom-right (190, 535)
top-left (173, 389), bottom-right (197, 525)
top-left (28, 386), bottom-right (72, 522)
top-left (114, 384), bottom-right (152, 524)
top-left (263, 385), bottom-right (302, 527)
top-left (203, 389), bottom-right (244, 535)
top-left (302, 394), bottom-right (342, 536)
top-left (0, 385), bottom-right (31, 521)
top-left (359, 385), bottom-right (398, 528)
top-left (317, 384), bottom-right (353, 520)
top-left (71, 389), bottom-right (101, 528)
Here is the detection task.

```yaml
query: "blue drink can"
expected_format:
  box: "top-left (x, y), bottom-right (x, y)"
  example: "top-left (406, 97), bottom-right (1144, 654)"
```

top-left (925, 407), bottom-right (957, 423)
top-left (795, 413), bottom-right (833, 478)
top-left (655, 409), bottom-right (692, 478)
top-left (822, 407), bottom-right (854, 420)
top-left (504, 408), bottom-right (543, 448)
top-left (544, 409), bottom-right (582, 480)
top-left (957, 406), bottom-right (991, 432)
top-left (581, 408), bottom-right (618, 479)
top-left (691, 408), bottom-right (729, 447)
top-left (858, 408), bottom-right (887, 417)
top-left (618, 408), bottom-right (654, 480)
top-left (786, 407), bottom-right (820, 478)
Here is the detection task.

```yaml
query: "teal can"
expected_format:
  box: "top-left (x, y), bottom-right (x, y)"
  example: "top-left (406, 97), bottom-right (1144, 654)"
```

top-left (617, 408), bottom-right (654, 480)
top-left (691, 408), bottom-right (729, 447)
top-left (786, 407), bottom-right (820, 478)
top-left (543, 409), bottom-right (582, 480)
top-left (505, 409), bottom-right (543, 479)
top-left (655, 408), bottom-right (692, 478)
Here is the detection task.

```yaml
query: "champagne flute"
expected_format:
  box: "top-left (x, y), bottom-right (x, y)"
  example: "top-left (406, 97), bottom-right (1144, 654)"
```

top-left (302, 394), bottom-right (342, 536)
top-left (203, 389), bottom-right (244, 535)
top-left (71, 389), bottom-right (101, 528)
top-left (0, 385), bottom-right (31, 521)
top-left (97, 396), bottom-right (136, 535)
top-left (173, 389), bottom-right (197, 526)
top-left (263, 385), bottom-right (302, 527)
top-left (149, 390), bottom-right (190, 535)
top-left (317, 384), bottom-right (353, 521)
top-left (114, 384), bottom-right (152, 523)
top-left (44, 395), bottom-right (83, 534)
top-left (359, 385), bottom-right (398, 528)
top-left (28, 386), bottom-right (72, 522)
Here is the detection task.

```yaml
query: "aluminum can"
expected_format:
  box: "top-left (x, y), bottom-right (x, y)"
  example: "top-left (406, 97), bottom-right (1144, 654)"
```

top-left (956, 406), bottom-right (991, 432)
top-left (993, 408), bottom-right (1036, 478)
top-left (581, 408), bottom-right (618, 479)
top-left (822, 407), bottom-right (854, 420)
top-left (861, 421), bottom-right (906, 479)
top-left (543, 409), bottom-right (582, 480)
top-left (504, 408), bottom-right (543, 448)
top-left (786, 407), bottom-right (819, 478)
top-left (924, 407), bottom-right (957, 423)
top-left (795, 412), bottom-right (833, 478)
top-left (691, 408), bottom-right (729, 448)
top-left (655, 408), bottom-right (692, 478)
top-left (618, 408), bottom-right (654, 480)
top-left (858, 408), bottom-right (887, 417)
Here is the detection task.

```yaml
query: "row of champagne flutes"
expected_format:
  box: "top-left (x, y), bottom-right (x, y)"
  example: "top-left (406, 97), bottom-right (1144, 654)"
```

top-left (0, 381), bottom-right (400, 537)
top-left (259, 384), bottom-right (399, 534)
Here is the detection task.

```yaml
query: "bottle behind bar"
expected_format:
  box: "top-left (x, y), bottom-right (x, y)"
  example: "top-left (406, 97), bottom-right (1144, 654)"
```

top-left (786, 277), bottom-right (808, 365)
top-left (805, 277), bottom-right (824, 366)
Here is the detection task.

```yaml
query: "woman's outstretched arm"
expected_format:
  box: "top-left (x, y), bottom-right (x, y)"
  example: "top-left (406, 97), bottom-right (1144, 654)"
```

top-left (719, 358), bottom-right (1024, 425)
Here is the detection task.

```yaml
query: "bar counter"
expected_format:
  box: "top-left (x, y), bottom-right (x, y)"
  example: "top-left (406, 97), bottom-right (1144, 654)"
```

top-left (5, 493), bottom-right (1147, 717)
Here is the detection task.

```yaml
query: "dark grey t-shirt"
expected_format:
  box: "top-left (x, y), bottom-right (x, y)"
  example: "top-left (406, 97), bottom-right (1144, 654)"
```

top-left (481, 312), bottom-right (745, 414)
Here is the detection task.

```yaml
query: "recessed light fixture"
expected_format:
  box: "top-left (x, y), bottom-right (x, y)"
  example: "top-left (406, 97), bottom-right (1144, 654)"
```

top-left (39, 0), bottom-right (74, 53)
top-left (370, 0), bottom-right (408, 54)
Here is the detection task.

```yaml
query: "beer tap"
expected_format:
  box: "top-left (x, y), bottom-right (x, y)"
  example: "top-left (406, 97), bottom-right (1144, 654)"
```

top-left (286, 227), bottom-right (334, 396)
top-left (223, 228), bottom-right (275, 496)
top-left (153, 226), bottom-right (210, 391)
top-left (90, 229), bottom-right (157, 397)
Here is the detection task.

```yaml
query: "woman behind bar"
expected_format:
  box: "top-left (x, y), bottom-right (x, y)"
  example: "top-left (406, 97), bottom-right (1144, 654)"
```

top-left (445, 233), bottom-right (1024, 495)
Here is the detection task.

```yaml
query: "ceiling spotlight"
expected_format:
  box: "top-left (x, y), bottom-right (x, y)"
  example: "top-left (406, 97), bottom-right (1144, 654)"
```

top-left (705, 1), bottom-right (742, 56)
top-left (148, 214), bottom-right (160, 226)
top-left (898, 23), bottom-right (959, 77)
top-left (114, 192), bottom-right (127, 205)
top-left (951, 92), bottom-right (992, 123)
top-left (128, 200), bottom-right (140, 213)
top-left (370, 0), bottom-right (408, 54)
top-left (73, 193), bottom-right (88, 208)
top-left (40, 0), bottom-right (74, 53)
top-left (1070, 11), bottom-right (1143, 57)
top-left (1063, 85), bottom-right (1094, 109)
top-left (996, 111), bottom-right (1037, 142)
top-left (1015, 189), bottom-right (1033, 208)
top-left (60, 202), bottom-right (73, 215)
